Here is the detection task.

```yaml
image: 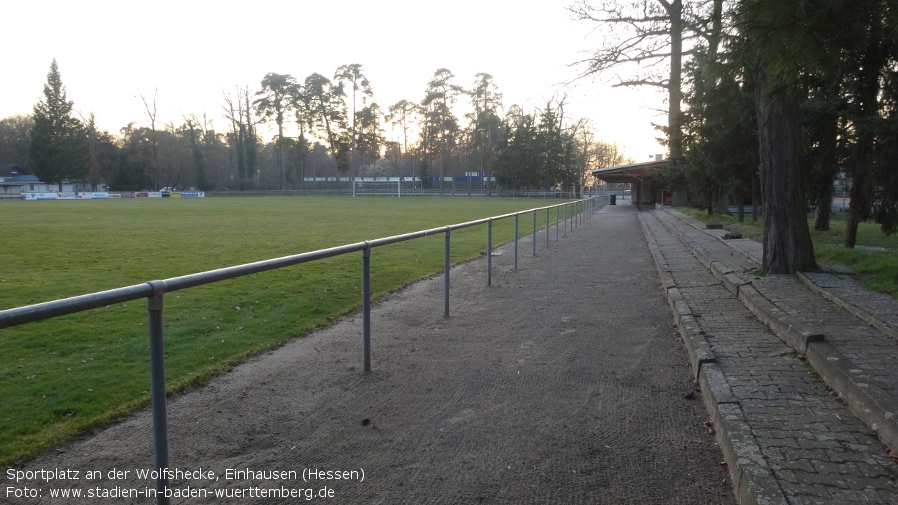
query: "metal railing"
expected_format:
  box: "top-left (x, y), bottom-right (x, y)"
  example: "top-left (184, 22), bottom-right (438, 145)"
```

top-left (204, 188), bottom-right (585, 198)
top-left (0, 196), bottom-right (605, 504)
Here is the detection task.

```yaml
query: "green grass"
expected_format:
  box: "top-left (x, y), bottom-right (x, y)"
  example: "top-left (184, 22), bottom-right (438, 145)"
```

top-left (677, 207), bottom-right (898, 297)
top-left (0, 197), bottom-right (569, 465)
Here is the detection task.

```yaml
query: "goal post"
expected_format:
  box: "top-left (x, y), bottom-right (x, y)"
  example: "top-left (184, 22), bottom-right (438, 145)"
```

top-left (352, 179), bottom-right (402, 197)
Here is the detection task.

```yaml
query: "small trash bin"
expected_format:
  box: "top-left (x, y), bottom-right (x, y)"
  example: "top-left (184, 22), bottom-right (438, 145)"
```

top-left (610, 194), bottom-right (617, 205)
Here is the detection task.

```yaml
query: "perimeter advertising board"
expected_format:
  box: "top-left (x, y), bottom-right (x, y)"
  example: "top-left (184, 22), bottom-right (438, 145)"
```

top-left (24, 193), bottom-right (57, 200)
top-left (23, 191), bottom-right (203, 200)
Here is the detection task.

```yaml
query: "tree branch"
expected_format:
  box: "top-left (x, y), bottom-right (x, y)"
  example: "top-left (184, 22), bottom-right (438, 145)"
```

top-left (612, 79), bottom-right (670, 89)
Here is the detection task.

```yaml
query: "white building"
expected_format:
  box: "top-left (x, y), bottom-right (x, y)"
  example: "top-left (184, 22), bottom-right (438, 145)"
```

top-left (0, 164), bottom-right (105, 199)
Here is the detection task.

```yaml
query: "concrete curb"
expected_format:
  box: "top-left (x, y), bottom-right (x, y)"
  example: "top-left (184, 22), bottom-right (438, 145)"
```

top-left (712, 402), bottom-right (789, 505)
top-left (650, 209), bottom-right (898, 454)
top-left (639, 213), bottom-right (715, 380)
top-left (664, 206), bottom-right (898, 341)
top-left (700, 362), bottom-right (788, 505)
top-left (797, 271), bottom-right (898, 342)
top-left (659, 207), bottom-right (763, 265)
top-left (736, 284), bottom-right (824, 354)
top-left (805, 340), bottom-right (898, 452)
top-left (638, 212), bottom-right (788, 505)
top-left (672, 300), bottom-right (716, 377)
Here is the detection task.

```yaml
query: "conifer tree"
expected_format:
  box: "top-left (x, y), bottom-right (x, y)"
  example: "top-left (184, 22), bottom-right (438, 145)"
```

top-left (29, 60), bottom-right (88, 190)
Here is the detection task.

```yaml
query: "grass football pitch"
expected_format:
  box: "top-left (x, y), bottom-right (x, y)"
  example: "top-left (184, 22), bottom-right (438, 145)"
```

top-left (0, 196), bottom-right (571, 465)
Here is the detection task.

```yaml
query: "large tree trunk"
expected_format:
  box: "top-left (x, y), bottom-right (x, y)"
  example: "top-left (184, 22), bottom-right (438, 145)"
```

top-left (815, 200), bottom-right (833, 231)
top-left (277, 120), bottom-right (285, 191)
top-left (844, 16), bottom-right (882, 247)
top-left (667, 0), bottom-right (684, 160)
top-left (751, 173), bottom-right (759, 222)
top-left (844, 173), bottom-right (866, 247)
top-left (813, 112), bottom-right (838, 231)
top-left (756, 68), bottom-right (817, 274)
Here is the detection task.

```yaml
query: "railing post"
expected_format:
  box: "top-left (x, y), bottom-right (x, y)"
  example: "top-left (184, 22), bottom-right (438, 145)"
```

top-left (564, 204), bottom-right (567, 237)
top-left (146, 280), bottom-right (170, 505)
top-left (487, 219), bottom-right (492, 287)
top-left (546, 208), bottom-right (550, 247)
top-left (444, 228), bottom-right (450, 317)
top-left (532, 211), bottom-right (537, 256)
top-left (555, 205), bottom-right (558, 242)
top-left (362, 244), bottom-right (371, 372)
top-left (570, 203), bottom-right (574, 231)
top-left (513, 214), bottom-right (519, 270)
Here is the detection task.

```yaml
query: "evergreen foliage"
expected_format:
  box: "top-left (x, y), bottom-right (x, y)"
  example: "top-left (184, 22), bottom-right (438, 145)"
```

top-left (0, 115), bottom-right (34, 166)
top-left (418, 159), bottom-right (431, 188)
top-left (182, 120), bottom-right (209, 190)
top-left (254, 73), bottom-right (297, 190)
top-left (108, 148), bottom-right (148, 191)
top-left (301, 73), bottom-right (351, 174)
top-left (668, 45), bottom-right (758, 216)
top-left (29, 60), bottom-right (89, 190)
top-left (494, 100), bottom-right (579, 190)
top-left (11, 59), bottom-right (627, 194)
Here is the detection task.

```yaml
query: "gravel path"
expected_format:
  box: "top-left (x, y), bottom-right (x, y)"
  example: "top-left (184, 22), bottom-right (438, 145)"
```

top-left (8, 203), bottom-right (734, 504)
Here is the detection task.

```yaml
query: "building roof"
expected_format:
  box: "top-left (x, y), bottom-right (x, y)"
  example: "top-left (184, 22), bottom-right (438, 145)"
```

top-left (591, 159), bottom-right (669, 184)
top-left (0, 175), bottom-right (39, 189)
top-left (0, 164), bottom-right (30, 178)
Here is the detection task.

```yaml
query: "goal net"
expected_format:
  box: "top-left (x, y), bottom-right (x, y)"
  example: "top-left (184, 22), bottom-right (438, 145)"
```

top-left (352, 179), bottom-right (402, 197)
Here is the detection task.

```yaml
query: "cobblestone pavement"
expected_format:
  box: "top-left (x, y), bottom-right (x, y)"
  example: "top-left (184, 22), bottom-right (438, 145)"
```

top-left (639, 206), bottom-right (898, 504)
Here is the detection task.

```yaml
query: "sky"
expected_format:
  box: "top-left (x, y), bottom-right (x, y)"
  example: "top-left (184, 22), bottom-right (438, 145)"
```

top-left (3, 0), bottom-right (668, 161)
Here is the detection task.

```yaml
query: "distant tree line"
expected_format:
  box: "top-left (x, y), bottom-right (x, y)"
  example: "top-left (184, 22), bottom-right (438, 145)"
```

top-left (572, 0), bottom-right (898, 273)
top-left (1, 61), bottom-right (634, 194)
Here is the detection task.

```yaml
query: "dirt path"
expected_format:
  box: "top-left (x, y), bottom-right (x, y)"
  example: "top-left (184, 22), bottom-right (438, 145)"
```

top-left (8, 203), bottom-right (734, 504)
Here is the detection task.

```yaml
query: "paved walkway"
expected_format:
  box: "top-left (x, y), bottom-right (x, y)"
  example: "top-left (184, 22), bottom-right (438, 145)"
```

top-left (640, 205), bottom-right (898, 504)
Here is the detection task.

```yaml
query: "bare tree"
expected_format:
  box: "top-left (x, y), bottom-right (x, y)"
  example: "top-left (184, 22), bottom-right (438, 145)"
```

top-left (223, 85), bottom-right (258, 187)
top-left (137, 89), bottom-right (160, 188)
top-left (570, 0), bottom-right (687, 159)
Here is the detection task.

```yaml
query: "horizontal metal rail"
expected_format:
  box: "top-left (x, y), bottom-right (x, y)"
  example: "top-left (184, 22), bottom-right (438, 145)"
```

top-left (0, 196), bottom-right (605, 504)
